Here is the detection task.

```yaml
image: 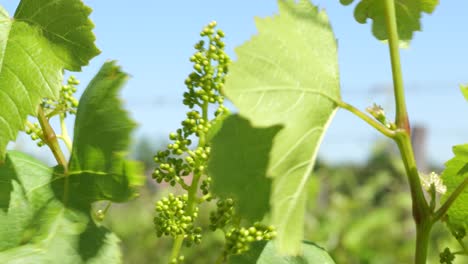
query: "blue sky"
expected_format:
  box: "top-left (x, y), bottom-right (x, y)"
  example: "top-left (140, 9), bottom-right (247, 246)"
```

top-left (5, 1), bottom-right (468, 166)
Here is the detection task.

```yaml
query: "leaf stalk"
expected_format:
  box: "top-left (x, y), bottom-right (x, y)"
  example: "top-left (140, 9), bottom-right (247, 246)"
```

top-left (384, 0), bottom-right (409, 131)
top-left (337, 100), bottom-right (396, 138)
top-left (59, 114), bottom-right (73, 152)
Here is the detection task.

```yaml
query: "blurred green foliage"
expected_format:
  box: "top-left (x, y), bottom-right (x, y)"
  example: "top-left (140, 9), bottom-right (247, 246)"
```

top-left (102, 140), bottom-right (465, 263)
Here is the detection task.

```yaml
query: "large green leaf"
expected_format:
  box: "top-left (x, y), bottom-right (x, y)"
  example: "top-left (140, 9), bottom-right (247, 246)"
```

top-left (229, 241), bottom-right (335, 264)
top-left (340, 0), bottom-right (439, 43)
top-left (0, 151), bottom-right (121, 263)
top-left (441, 144), bottom-right (468, 230)
top-left (221, 0), bottom-right (340, 254)
top-left (461, 84), bottom-right (468, 102)
top-left (0, 0), bottom-right (100, 158)
top-left (62, 62), bottom-right (143, 208)
top-left (208, 115), bottom-right (282, 222)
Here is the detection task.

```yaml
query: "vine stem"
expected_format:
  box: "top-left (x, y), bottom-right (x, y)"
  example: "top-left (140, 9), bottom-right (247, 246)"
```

top-left (384, 0), bottom-right (408, 131)
top-left (383, 1), bottom-right (432, 263)
top-left (37, 107), bottom-right (68, 171)
top-left (394, 132), bottom-right (431, 264)
top-left (169, 101), bottom-right (209, 262)
top-left (37, 107), bottom-right (70, 205)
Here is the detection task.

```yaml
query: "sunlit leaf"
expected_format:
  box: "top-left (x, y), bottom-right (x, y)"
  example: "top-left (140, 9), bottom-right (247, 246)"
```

top-left (220, 0), bottom-right (340, 254)
top-left (441, 144), bottom-right (468, 230)
top-left (0, 0), bottom-right (100, 158)
top-left (340, 0), bottom-right (439, 43)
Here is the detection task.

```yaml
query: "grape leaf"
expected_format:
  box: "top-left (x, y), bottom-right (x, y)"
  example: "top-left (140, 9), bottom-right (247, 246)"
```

top-left (0, 151), bottom-right (121, 263)
top-left (206, 109), bottom-right (231, 142)
top-left (0, 0), bottom-right (100, 159)
top-left (441, 144), bottom-right (468, 230)
top-left (339, 0), bottom-right (354, 5)
top-left (59, 62), bottom-right (143, 208)
top-left (461, 84), bottom-right (468, 102)
top-left (221, 0), bottom-right (340, 254)
top-left (229, 241), bottom-right (335, 264)
top-left (208, 115), bottom-right (282, 222)
top-left (340, 0), bottom-right (439, 43)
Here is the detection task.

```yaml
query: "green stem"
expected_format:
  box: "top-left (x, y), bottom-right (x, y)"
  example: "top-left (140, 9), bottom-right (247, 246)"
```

top-left (456, 236), bottom-right (467, 253)
top-left (169, 237), bottom-right (184, 263)
top-left (46, 108), bottom-right (62, 119)
top-left (37, 108), bottom-right (68, 171)
top-left (198, 193), bottom-right (212, 203)
top-left (25, 120), bottom-right (36, 131)
top-left (395, 132), bottom-right (431, 264)
top-left (37, 107), bottom-right (70, 205)
top-left (175, 177), bottom-right (190, 190)
top-left (59, 114), bottom-right (73, 152)
top-left (429, 186), bottom-right (436, 212)
top-left (415, 220), bottom-right (433, 264)
top-left (383, 1), bottom-right (434, 263)
top-left (338, 100), bottom-right (396, 138)
top-left (433, 177), bottom-right (468, 221)
top-left (169, 101), bottom-right (209, 262)
top-left (384, 0), bottom-right (409, 130)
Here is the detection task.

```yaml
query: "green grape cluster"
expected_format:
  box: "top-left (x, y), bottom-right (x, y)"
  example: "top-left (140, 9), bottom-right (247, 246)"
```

top-left (25, 76), bottom-right (80, 147)
top-left (209, 198), bottom-right (276, 258)
top-left (153, 145), bottom-right (211, 185)
top-left (224, 223), bottom-right (276, 256)
top-left (154, 194), bottom-right (202, 246)
top-left (439, 247), bottom-right (455, 264)
top-left (25, 122), bottom-right (45, 147)
top-left (200, 177), bottom-right (211, 195)
top-left (209, 198), bottom-right (235, 231)
top-left (450, 225), bottom-right (466, 240)
top-left (153, 22), bottom-right (275, 261)
top-left (42, 76), bottom-right (80, 116)
top-left (182, 110), bottom-right (211, 136)
top-left (183, 21), bottom-right (229, 109)
top-left (169, 256), bottom-right (185, 264)
top-left (152, 21), bottom-right (229, 187)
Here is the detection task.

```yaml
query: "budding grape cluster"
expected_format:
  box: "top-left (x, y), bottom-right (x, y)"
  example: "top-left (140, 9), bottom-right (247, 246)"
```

top-left (438, 220), bottom-right (467, 264)
top-left (153, 22), bottom-right (276, 262)
top-left (183, 21), bottom-right (228, 109)
top-left (25, 122), bottom-right (45, 147)
top-left (25, 76), bottom-right (80, 146)
top-left (449, 224), bottom-right (466, 240)
top-left (42, 76), bottom-right (80, 116)
top-left (366, 103), bottom-right (396, 129)
top-left (153, 22), bottom-right (230, 260)
top-left (224, 223), bottom-right (276, 256)
top-left (209, 198), bottom-right (276, 257)
top-left (209, 198), bottom-right (235, 230)
top-left (200, 177), bottom-right (212, 196)
top-left (439, 247), bottom-right (455, 264)
top-left (152, 21), bottom-right (229, 186)
top-left (154, 194), bottom-right (202, 246)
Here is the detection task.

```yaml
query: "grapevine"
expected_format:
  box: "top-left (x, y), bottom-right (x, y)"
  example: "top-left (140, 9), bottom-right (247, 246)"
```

top-left (152, 22), bottom-right (275, 263)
